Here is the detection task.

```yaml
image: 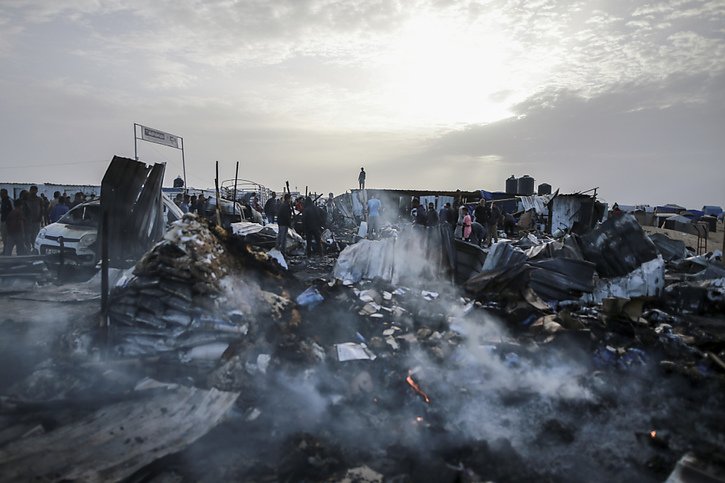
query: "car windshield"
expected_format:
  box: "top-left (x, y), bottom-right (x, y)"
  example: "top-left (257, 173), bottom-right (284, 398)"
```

top-left (58, 204), bottom-right (100, 227)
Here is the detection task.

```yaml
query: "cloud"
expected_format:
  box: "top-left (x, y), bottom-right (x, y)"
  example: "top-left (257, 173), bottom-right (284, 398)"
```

top-left (0, 0), bottom-right (724, 206)
top-left (401, 71), bottom-right (725, 205)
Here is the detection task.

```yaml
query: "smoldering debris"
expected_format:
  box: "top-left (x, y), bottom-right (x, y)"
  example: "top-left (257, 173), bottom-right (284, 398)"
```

top-left (0, 213), bottom-right (723, 482)
top-left (0, 380), bottom-right (239, 482)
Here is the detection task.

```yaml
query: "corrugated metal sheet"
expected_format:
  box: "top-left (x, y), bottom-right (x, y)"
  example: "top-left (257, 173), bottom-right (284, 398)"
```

top-left (520, 194), bottom-right (554, 215)
top-left (101, 156), bottom-right (165, 268)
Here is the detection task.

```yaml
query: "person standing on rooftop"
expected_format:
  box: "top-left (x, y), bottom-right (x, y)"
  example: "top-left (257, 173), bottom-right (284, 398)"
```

top-left (358, 167), bottom-right (366, 190)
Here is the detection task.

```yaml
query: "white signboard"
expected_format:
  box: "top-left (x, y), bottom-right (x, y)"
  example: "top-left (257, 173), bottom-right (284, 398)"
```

top-left (140, 125), bottom-right (180, 149)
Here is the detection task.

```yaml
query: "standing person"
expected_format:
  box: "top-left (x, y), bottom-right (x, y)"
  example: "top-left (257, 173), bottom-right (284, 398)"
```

top-left (438, 203), bottom-right (448, 224)
top-left (438, 202), bottom-right (454, 225)
top-left (70, 192), bottom-right (84, 208)
top-left (40, 194), bottom-right (50, 226)
top-left (5, 199), bottom-right (27, 255)
top-left (294, 197), bottom-right (304, 214)
top-left (474, 199), bottom-right (488, 226)
top-left (1, 189), bottom-right (13, 253)
top-left (195, 194), bottom-right (207, 215)
top-left (24, 185), bottom-right (43, 250)
top-left (358, 167), bottom-right (366, 190)
top-left (462, 207), bottom-right (472, 241)
top-left (302, 197), bottom-right (324, 256)
top-left (49, 191), bottom-right (61, 210)
top-left (485, 202), bottom-right (500, 247)
top-left (426, 202), bottom-right (439, 226)
top-left (414, 203), bottom-right (427, 226)
top-left (250, 195), bottom-right (262, 215)
top-left (48, 191), bottom-right (61, 221)
top-left (367, 194), bottom-right (381, 238)
top-left (180, 195), bottom-right (190, 214)
top-left (455, 205), bottom-right (470, 240)
top-left (264, 192), bottom-right (278, 224)
top-left (439, 202), bottom-right (456, 235)
top-left (410, 197), bottom-right (420, 222)
top-left (503, 212), bottom-right (516, 238)
top-left (276, 193), bottom-right (292, 254)
top-left (49, 196), bottom-right (70, 223)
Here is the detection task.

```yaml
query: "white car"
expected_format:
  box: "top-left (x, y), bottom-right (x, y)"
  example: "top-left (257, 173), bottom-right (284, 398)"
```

top-left (35, 195), bottom-right (183, 266)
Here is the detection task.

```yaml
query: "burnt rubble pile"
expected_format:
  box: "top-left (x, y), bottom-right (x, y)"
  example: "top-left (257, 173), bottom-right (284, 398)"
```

top-left (120, 215), bottom-right (725, 480)
top-left (466, 215), bottom-right (663, 303)
top-left (107, 214), bottom-right (296, 363)
top-left (0, 214), bottom-right (723, 481)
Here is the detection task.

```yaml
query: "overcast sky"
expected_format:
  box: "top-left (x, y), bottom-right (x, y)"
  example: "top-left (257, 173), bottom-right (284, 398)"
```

top-left (1, 0), bottom-right (723, 207)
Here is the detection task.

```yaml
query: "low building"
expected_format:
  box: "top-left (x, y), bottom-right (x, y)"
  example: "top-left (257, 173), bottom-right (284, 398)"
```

top-left (0, 182), bottom-right (101, 200)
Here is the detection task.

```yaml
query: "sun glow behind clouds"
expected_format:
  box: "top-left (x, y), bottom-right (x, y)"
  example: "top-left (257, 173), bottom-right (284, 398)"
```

top-left (375, 13), bottom-right (528, 128)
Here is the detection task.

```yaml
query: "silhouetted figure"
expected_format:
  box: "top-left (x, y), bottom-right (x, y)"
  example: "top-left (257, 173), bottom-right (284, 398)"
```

top-left (426, 202), bottom-right (439, 226)
top-left (302, 197), bottom-right (324, 256)
top-left (276, 193), bottom-right (293, 254)
top-left (5, 199), bottom-right (27, 255)
top-left (358, 167), bottom-right (366, 190)
top-left (264, 192), bottom-right (278, 224)
top-left (1, 189), bottom-right (14, 253)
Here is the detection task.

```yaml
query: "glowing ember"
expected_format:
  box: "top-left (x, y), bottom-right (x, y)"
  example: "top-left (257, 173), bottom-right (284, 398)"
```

top-left (406, 373), bottom-right (431, 404)
top-left (650, 430), bottom-right (657, 438)
top-left (416, 416), bottom-right (424, 423)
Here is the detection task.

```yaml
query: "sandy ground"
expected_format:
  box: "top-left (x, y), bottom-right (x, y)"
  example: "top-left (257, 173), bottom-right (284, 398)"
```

top-left (642, 219), bottom-right (724, 254)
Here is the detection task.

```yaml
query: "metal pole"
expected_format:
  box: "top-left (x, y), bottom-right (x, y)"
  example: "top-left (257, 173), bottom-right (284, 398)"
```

top-left (133, 123), bottom-right (138, 161)
top-left (215, 161), bottom-right (222, 226)
top-left (180, 137), bottom-right (187, 193)
top-left (232, 161), bottom-right (239, 219)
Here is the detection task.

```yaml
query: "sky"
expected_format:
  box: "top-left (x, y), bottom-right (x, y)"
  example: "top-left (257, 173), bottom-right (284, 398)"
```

top-left (1, 0), bottom-right (724, 207)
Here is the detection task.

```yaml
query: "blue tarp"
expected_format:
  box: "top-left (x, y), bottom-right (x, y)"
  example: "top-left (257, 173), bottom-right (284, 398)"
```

top-left (655, 204), bottom-right (685, 214)
top-left (702, 205), bottom-right (723, 216)
top-left (682, 210), bottom-right (704, 220)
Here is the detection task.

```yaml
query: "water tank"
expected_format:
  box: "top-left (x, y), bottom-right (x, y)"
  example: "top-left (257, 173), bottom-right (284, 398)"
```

top-left (537, 183), bottom-right (552, 195)
top-left (517, 175), bottom-right (535, 196)
top-left (505, 175), bottom-right (517, 194)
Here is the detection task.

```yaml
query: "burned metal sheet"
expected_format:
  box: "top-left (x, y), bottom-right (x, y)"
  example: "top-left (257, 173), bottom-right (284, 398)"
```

top-left (101, 156), bottom-right (166, 268)
top-left (0, 383), bottom-right (239, 482)
top-left (528, 258), bottom-right (596, 301)
top-left (454, 239), bottom-right (486, 284)
top-left (333, 225), bottom-right (453, 285)
top-left (649, 233), bottom-right (688, 262)
top-left (583, 256), bottom-right (665, 303)
top-left (581, 214), bottom-right (659, 278)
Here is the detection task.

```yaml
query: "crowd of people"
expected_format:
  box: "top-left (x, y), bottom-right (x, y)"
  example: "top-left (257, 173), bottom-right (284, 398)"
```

top-left (265, 191), bottom-right (330, 258)
top-left (356, 194), bottom-right (512, 248)
top-left (171, 192), bottom-right (208, 217)
top-left (1, 165), bottom-right (520, 260)
top-left (0, 187), bottom-right (96, 256)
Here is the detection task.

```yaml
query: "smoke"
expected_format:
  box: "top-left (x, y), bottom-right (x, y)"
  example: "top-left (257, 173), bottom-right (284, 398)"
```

top-left (0, 297), bottom-right (100, 395)
top-left (3, 220), bottom-right (721, 482)
top-left (200, 269), bottom-right (690, 482)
